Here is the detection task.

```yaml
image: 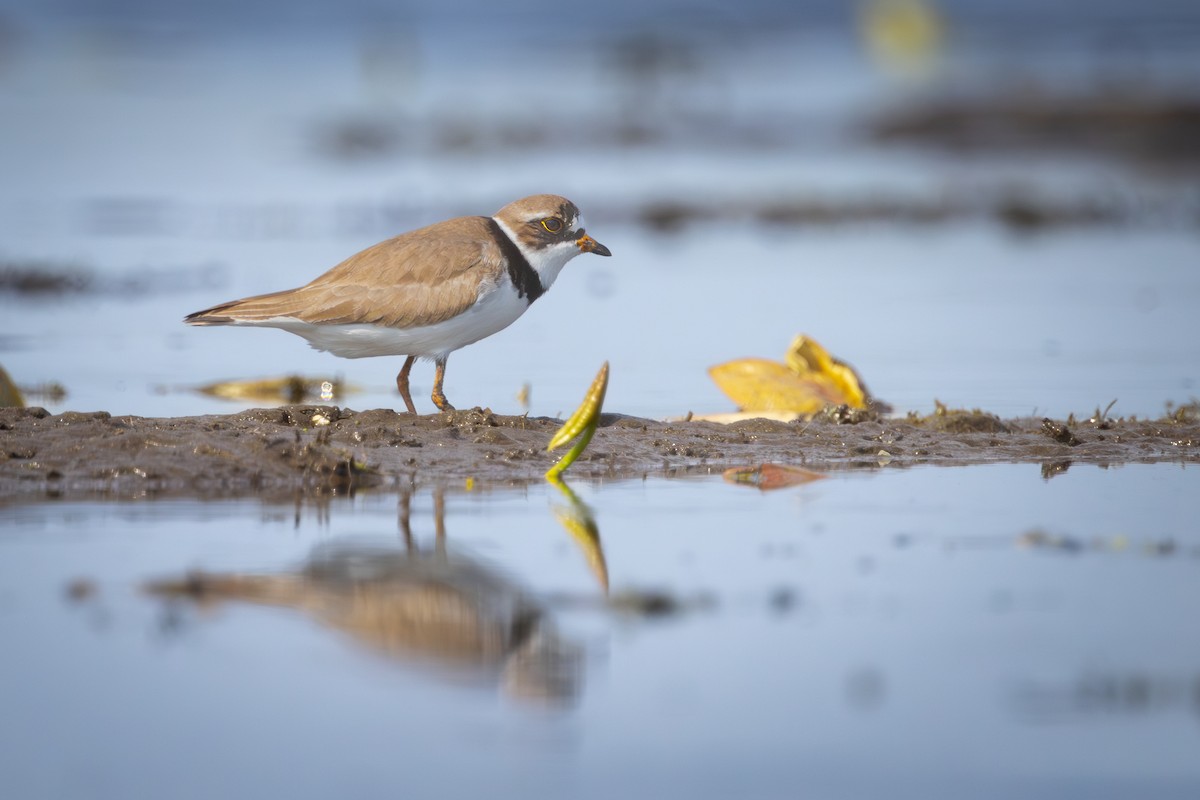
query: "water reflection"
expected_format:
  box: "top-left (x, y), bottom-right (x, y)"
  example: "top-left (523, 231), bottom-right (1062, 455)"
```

top-left (547, 477), bottom-right (608, 593)
top-left (146, 490), bottom-right (585, 706)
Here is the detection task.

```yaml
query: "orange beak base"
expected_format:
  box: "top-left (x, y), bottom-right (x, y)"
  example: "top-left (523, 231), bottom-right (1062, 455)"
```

top-left (576, 233), bottom-right (611, 257)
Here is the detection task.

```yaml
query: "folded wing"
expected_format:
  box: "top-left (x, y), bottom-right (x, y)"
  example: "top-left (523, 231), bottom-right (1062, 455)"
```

top-left (185, 216), bottom-right (504, 330)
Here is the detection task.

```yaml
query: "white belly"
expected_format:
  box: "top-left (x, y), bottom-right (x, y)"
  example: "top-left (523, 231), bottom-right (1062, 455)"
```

top-left (250, 282), bottom-right (532, 360)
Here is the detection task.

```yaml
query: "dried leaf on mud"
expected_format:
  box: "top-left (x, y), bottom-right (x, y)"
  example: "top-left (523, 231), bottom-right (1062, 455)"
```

top-left (546, 362), bottom-right (609, 479)
top-left (708, 335), bottom-right (874, 417)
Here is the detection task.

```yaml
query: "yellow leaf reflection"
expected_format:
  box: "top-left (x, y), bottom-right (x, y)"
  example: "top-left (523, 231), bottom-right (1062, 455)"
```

top-left (723, 463), bottom-right (827, 491)
top-left (547, 476), bottom-right (608, 594)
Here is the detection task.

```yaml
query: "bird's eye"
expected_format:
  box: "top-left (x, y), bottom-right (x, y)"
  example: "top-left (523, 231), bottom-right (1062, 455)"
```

top-left (540, 218), bottom-right (563, 233)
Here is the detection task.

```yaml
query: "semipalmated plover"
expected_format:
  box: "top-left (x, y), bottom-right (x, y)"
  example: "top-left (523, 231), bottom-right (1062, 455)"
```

top-left (185, 194), bottom-right (611, 413)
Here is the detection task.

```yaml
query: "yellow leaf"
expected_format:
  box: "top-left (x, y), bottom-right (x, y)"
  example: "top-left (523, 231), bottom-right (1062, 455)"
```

top-left (785, 335), bottom-right (868, 409)
top-left (859, 0), bottom-right (944, 78)
top-left (708, 358), bottom-right (844, 415)
top-left (547, 361), bottom-right (608, 451)
top-left (0, 364), bottom-right (25, 408)
top-left (546, 362), bottom-right (609, 479)
top-left (709, 335), bottom-right (875, 416)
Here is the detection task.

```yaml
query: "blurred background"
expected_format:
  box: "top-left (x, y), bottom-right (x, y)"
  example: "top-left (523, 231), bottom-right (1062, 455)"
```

top-left (2, 0), bottom-right (1199, 418)
top-left (3, 6), bottom-right (1200, 798)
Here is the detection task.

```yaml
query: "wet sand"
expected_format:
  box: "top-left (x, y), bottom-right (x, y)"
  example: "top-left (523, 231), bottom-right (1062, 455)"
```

top-left (2, 404), bottom-right (1196, 501)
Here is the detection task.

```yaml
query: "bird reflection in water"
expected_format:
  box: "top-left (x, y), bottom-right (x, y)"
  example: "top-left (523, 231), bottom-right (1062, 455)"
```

top-left (144, 488), bottom-right (584, 705)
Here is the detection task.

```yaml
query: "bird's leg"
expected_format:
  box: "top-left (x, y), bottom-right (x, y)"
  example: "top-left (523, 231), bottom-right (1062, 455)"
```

top-left (431, 356), bottom-right (455, 412)
top-left (395, 355), bottom-right (418, 415)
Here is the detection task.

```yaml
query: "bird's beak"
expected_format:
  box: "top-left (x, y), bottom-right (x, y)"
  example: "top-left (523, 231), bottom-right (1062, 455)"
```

top-left (576, 232), bottom-right (611, 257)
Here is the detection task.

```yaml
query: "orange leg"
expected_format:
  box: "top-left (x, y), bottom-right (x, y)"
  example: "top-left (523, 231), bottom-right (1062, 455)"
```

top-left (395, 355), bottom-right (418, 415)
top-left (431, 357), bottom-right (455, 412)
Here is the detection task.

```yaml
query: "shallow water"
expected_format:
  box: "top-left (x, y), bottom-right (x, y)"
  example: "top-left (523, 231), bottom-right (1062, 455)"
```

top-left (2, 6), bottom-right (1200, 796)
top-left (2, 464), bottom-right (1198, 798)
top-left (5, 224), bottom-right (1200, 421)
top-left (2, 4), bottom-right (1200, 420)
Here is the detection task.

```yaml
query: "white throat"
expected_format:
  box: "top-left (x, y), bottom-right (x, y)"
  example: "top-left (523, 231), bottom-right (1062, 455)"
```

top-left (492, 217), bottom-right (581, 291)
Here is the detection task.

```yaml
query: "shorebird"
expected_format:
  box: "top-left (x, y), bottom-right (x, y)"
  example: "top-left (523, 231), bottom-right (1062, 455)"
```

top-left (185, 194), bottom-right (610, 412)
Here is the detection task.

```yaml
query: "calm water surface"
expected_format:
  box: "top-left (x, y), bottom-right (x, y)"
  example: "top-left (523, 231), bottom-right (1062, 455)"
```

top-left (1, 464), bottom-right (1197, 799)
top-left (3, 7), bottom-right (1200, 796)
top-left (2, 4), bottom-right (1199, 420)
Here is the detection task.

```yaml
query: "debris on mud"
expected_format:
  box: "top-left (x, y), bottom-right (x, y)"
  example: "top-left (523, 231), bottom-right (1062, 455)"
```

top-left (1041, 418), bottom-right (1081, 447)
top-left (1, 403), bottom-right (1197, 501)
top-left (913, 402), bottom-right (1009, 434)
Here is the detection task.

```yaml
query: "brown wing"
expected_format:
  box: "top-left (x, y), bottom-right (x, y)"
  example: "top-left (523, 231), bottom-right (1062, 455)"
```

top-left (185, 216), bottom-right (505, 329)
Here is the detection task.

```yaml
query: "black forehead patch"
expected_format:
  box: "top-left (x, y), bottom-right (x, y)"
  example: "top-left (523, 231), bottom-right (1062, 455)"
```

top-left (558, 200), bottom-right (579, 224)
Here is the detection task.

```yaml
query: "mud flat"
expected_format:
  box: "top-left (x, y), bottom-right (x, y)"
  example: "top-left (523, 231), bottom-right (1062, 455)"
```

top-left (1, 404), bottom-right (1197, 502)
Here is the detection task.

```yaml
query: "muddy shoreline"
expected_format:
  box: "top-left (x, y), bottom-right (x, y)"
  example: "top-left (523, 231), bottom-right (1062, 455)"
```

top-left (1, 404), bottom-right (1197, 502)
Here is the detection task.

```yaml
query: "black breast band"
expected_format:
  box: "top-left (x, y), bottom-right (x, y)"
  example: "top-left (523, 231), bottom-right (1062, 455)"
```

top-left (485, 217), bottom-right (544, 303)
